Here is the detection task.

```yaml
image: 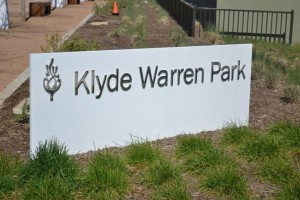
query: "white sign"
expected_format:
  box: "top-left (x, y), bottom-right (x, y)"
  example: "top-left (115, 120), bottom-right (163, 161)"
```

top-left (30, 45), bottom-right (252, 154)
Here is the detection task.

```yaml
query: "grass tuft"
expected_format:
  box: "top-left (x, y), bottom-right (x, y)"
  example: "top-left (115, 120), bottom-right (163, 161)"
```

top-left (277, 178), bottom-right (300, 200)
top-left (258, 157), bottom-right (295, 184)
top-left (202, 166), bottom-right (248, 199)
top-left (82, 152), bottom-right (128, 198)
top-left (222, 123), bottom-right (257, 145)
top-left (184, 148), bottom-right (233, 173)
top-left (148, 158), bottom-right (179, 185)
top-left (152, 180), bottom-right (191, 200)
top-left (239, 136), bottom-right (279, 160)
top-left (126, 138), bottom-right (160, 165)
top-left (22, 139), bottom-right (78, 181)
top-left (268, 121), bottom-right (300, 148)
top-left (0, 154), bottom-right (21, 197)
top-left (23, 174), bottom-right (75, 200)
top-left (176, 135), bottom-right (214, 156)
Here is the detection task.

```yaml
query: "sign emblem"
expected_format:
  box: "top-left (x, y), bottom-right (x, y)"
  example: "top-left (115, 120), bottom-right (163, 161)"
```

top-left (43, 58), bottom-right (61, 101)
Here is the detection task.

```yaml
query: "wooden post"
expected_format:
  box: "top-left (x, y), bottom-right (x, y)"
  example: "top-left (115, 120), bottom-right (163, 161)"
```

top-left (21, 0), bottom-right (26, 21)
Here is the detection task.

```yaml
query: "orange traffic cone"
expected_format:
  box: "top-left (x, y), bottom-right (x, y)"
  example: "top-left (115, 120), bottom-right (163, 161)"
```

top-left (112, 1), bottom-right (119, 15)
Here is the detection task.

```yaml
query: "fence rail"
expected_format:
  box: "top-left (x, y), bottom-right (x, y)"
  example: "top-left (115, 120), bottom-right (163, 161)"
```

top-left (156, 0), bottom-right (294, 44)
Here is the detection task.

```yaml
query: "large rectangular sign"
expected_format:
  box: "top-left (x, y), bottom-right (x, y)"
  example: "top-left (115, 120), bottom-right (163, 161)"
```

top-left (30, 45), bottom-right (252, 154)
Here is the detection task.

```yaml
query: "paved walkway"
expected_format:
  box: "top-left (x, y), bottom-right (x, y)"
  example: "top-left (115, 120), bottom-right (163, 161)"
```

top-left (0, 0), bottom-right (104, 105)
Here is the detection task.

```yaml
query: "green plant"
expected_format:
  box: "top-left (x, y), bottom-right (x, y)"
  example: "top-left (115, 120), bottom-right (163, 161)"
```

top-left (283, 84), bottom-right (300, 103)
top-left (40, 33), bottom-right (62, 53)
top-left (82, 152), bottom-right (128, 198)
top-left (22, 174), bottom-right (75, 200)
top-left (60, 35), bottom-right (102, 52)
top-left (277, 178), bottom-right (300, 200)
top-left (0, 154), bottom-right (21, 197)
top-left (268, 121), bottom-right (300, 148)
top-left (171, 29), bottom-right (188, 47)
top-left (239, 136), bottom-right (280, 160)
top-left (176, 135), bottom-right (214, 156)
top-left (152, 180), bottom-right (191, 200)
top-left (264, 69), bottom-right (282, 89)
top-left (222, 123), bottom-right (257, 145)
top-left (15, 100), bottom-right (29, 123)
top-left (184, 148), bottom-right (233, 174)
top-left (126, 138), bottom-right (160, 165)
top-left (258, 157), bottom-right (295, 184)
top-left (202, 166), bottom-right (249, 199)
top-left (148, 158), bottom-right (179, 185)
top-left (22, 139), bottom-right (78, 181)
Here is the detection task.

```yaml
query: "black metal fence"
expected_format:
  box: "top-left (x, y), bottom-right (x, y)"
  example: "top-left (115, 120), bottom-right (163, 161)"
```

top-left (156, 0), bottom-right (294, 44)
top-left (156, 0), bottom-right (195, 36)
top-left (196, 7), bottom-right (294, 44)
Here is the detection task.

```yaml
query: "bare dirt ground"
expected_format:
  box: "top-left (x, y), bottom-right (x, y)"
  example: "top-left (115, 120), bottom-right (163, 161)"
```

top-left (0, 0), bottom-right (103, 91)
top-left (0, 0), bottom-right (299, 160)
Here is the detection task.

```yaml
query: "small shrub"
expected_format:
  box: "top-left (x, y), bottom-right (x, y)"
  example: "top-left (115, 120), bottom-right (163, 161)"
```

top-left (60, 35), bottom-right (102, 52)
top-left (202, 166), bottom-right (248, 199)
top-left (92, 3), bottom-right (105, 15)
top-left (148, 158), bottom-right (179, 185)
top-left (22, 139), bottom-right (78, 181)
top-left (171, 30), bottom-right (187, 47)
top-left (40, 33), bottom-right (62, 53)
top-left (15, 100), bottom-right (29, 123)
top-left (126, 138), bottom-right (160, 165)
top-left (283, 84), bottom-right (300, 103)
top-left (83, 152), bottom-right (128, 198)
top-left (264, 70), bottom-right (282, 89)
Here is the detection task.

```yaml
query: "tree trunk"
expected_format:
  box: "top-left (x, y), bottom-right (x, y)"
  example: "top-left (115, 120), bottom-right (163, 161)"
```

top-left (0, 0), bottom-right (10, 29)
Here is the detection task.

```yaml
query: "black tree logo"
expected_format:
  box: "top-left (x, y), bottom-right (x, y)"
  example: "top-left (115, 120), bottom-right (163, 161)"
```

top-left (43, 58), bottom-right (62, 101)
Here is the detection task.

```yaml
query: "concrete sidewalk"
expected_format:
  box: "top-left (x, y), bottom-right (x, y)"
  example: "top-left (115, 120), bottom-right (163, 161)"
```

top-left (0, 0), bottom-right (104, 106)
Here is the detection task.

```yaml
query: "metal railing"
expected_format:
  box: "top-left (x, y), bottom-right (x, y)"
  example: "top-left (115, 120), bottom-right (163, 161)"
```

top-left (156, 0), bottom-right (294, 44)
top-left (196, 7), bottom-right (294, 44)
top-left (156, 0), bottom-right (196, 36)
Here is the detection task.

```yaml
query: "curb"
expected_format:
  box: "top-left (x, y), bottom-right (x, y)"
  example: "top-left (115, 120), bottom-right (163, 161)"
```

top-left (0, 12), bottom-right (94, 107)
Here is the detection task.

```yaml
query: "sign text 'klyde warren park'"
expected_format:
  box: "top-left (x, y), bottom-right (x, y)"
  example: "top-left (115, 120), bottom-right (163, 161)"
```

top-left (30, 45), bottom-right (252, 154)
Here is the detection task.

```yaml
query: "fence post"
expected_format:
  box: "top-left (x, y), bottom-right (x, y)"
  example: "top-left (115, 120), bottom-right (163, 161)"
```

top-left (289, 10), bottom-right (294, 44)
top-left (191, 4), bottom-right (196, 37)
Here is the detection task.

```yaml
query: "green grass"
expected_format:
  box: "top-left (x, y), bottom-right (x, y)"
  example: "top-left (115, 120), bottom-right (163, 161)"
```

top-left (268, 121), bottom-right (300, 148)
top-left (148, 158), bottom-right (179, 185)
top-left (0, 154), bottom-right (21, 197)
top-left (176, 135), bottom-right (214, 155)
top-left (239, 136), bottom-right (280, 161)
top-left (277, 178), bottom-right (300, 200)
top-left (23, 174), bottom-right (75, 200)
top-left (126, 138), bottom-right (160, 165)
top-left (183, 148), bottom-right (233, 174)
top-left (151, 180), bottom-right (191, 200)
top-left (222, 123), bottom-right (257, 145)
top-left (201, 166), bottom-right (249, 199)
top-left (82, 152), bottom-right (128, 199)
top-left (258, 157), bottom-right (295, 184)
top-left (223, 37), bottom-right (300, 101)
top-left (22, 139), bottom-right (78, 181)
